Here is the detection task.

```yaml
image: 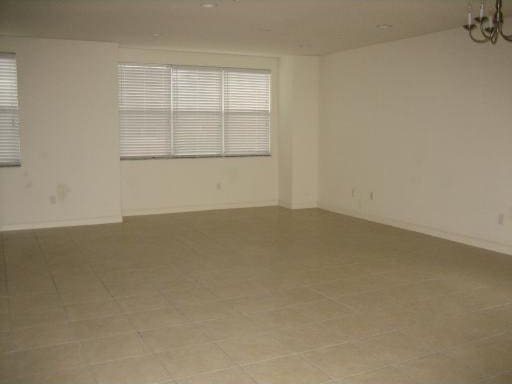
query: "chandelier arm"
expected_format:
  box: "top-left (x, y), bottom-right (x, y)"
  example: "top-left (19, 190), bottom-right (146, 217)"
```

top-left (469, 26), bottom-right (490, 43)
top-left (498, 24), bottom-right (512, 41)
top-left (479, 22), bottom-right (494, 39)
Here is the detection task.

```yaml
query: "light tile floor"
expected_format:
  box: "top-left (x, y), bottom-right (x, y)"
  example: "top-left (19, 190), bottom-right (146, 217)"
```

top-left (0, 207), bottom-right (511, 383)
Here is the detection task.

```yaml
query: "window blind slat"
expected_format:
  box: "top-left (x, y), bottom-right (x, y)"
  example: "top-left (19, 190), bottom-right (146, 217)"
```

top-left (0, 53), bottom-right (21, 165)
top-left (172, 67), bottom-right (222, 157)
top-left (118, 64), bottom-right (271, 159)
top-left (224, 70), bottom-right (271, 156)
top-left (118, 64), bottom-right (172, 158)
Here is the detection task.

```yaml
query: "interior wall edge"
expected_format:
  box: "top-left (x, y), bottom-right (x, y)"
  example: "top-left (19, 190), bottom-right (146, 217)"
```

top-left (122, 200), bottom-right (278, 217)
top-left (278, 200), bottom-right (318, 210)
top-left (0, 215), bottom-right (123, 232)
top-left (318, 202), bottom-right (512, 257)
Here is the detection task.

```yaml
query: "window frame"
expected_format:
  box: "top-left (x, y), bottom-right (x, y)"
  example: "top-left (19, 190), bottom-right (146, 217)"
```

top-left (0, 52), bottom-right (21, 167)
top-left (118, 63), bottom-right (272, 161)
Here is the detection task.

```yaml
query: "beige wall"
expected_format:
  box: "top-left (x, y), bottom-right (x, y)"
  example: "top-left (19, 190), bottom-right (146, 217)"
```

top-left (319, 28), bottom-right (512, 254)
top-left (4, 26), bottom-right (511, 258)
top-left (278, 55), bottom-right (319, 209)
top-left (0, 37), bottom-right (122, 230)
top-left (118, 48), bottom-right (279, 215)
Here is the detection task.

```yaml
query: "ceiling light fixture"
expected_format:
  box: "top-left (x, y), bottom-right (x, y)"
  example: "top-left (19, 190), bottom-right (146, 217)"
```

top-left (464, 0), bottom-right (512, 44)
top-left (201, 3), bottom-right (218, 8)
top-left (376, 24), bottom-right (392, 30)
top-left (152, 33), bottom-right (161, 37)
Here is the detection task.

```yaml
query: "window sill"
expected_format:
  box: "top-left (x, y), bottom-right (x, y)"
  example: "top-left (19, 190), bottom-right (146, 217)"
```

top-left (121, 154), bottom-right (272, 161)
top-left (0, 162), bottom-right (21, 168)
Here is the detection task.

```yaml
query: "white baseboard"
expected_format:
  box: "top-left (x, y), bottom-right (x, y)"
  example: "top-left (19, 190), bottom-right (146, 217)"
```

top-left (0, 216), bottom-right (123, 231)
top-left (123, 200), bottom-right (279, 217)
top-left (279, 200), bottom-right (318, 210)
top-left (319, 202), bottom-right (512, 256)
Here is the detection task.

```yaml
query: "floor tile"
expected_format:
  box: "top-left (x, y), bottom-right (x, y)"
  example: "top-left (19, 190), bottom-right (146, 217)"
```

top-left (199, 314), bottom-right (268, 341)
top-left (176, 367), bottom-right (255, 384)
top-left (162, 287), bottom-right (219, 306)
top-left (65, 300), bottom-right (121, 321)
top-left (127, 307), bottom-right (188, 331)
top-left (290, 299), bottom-right (354, 322)
top-left (12, 366), bottom-right (96, 384)
top-left (177, 301), bottom-right (234, 322)
top-left (1, 343), bottom-right (84, 381)
top-left (140, 324), bottom-right (211, 352)
top-left (11, 322), bottom-right (76, 350)
top-left (251, 307), bottom-right (316, 329)
top-left (268, 323), bottom-right (346, 352)
top-left (485, 372), bottom-right (512, 384)
top-left (398, 353), bottom-right (485, 384)
top-left (243, 355), bottom-right (331, 384)
top-left (116, 294), bottom-right (169, 314)
top-left (217, 334), bottom-right (292, 364)
top-left (355, 330), bottom-right (432, 365)
top-left (303, 343), bottom-right (387, 379)
top-left (9, 306), bottom-right (68, 329)
top-left (335, 291), bottom-right (402, 312)
top-left (444, 337), bottom-right (512, 378)
top-left (71, 315), bottom-right (134, 340)
top-left (157, 343), bottom-right (235, 379)
top-left (339, 366), bottom-right (419, 384)
top-left (0, 331), bottom-right (14, 353)
top-left (92, 355), bottom-right (170, 384)
top-left (80, 332), bottom-right (147, 364)
top-left (8, 292), bottom-right (62, 314)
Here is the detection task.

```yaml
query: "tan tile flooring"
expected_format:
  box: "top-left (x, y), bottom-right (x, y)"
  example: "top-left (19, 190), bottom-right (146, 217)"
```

top-left (0, 207), bottom-right (511, 383)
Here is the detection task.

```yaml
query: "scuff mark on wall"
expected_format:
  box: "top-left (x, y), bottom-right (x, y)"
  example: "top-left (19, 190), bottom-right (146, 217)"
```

top-left (56, 183), bottom-right (70, 202)
top-left (48, 184), bottom-right (70, 205)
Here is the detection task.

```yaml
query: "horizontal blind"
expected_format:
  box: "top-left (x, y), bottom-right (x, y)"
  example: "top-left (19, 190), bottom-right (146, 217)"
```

top-left (118, 63), bottom-right (271, 159)
top-left (0, 53), bottom-right (21, 166)
top-left (172, 66), bottom-right (222, 157)
top-left (224, 69), bottom-right (271, 155)
top-left (118, 64), bottom-right (172, 158)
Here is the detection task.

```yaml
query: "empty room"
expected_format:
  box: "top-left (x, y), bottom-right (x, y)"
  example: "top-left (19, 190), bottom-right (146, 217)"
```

top-left (0, 0), bottom-right (511, 383)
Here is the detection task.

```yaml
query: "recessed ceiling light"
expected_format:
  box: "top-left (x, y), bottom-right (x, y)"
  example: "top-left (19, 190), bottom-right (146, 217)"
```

top-left (377, 24), bottom-right (393, 30)
top-left (152, 33), bottom-right (161, 37)
top-left (201, 3), bottom-right (218, 8)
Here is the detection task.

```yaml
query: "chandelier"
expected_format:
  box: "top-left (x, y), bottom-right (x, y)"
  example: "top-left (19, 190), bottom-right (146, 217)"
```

top-left (464, 0), bottom-right (512, 43)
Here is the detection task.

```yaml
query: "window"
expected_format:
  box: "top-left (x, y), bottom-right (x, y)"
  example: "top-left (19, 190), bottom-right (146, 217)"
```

top-left (0, 53), bottom-right (21, 166)
top-left (118, 63), bottom-right (271, 159)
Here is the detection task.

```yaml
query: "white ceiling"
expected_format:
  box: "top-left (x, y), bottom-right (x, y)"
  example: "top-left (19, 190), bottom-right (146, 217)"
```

top-left (0, 0), bottom-right (489, 55)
